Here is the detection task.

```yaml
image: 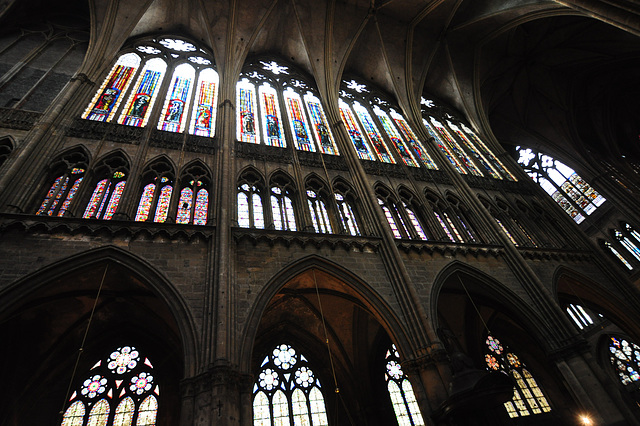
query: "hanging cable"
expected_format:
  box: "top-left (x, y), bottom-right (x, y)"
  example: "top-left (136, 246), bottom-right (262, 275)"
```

top-left (457, 273), bottom-right (492, 336)
top-left (59, 264), bottom-right (109, 418)
top-left (311, 268), bottom-right (356, 426)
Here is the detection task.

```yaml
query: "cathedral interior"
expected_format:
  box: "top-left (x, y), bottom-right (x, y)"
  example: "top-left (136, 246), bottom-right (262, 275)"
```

top-left (1, 0), bottom-right (640, 425)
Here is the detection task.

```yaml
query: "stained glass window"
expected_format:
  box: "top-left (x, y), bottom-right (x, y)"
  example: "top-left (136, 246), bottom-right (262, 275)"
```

top-left (390, 109), bottom-right (437, 169)
top-left (352, 101), bottom-right (395, 163)
top-left (153, 184), bottom-right (173, 223)
top-left (385, 344), bottom-right (425, 426)
top-left (253, 343), bottom-right (328, 426)
top-left (433, 212), bottom-right (455, 242)
top-left (379, 198), bottom-right (402, 239)
top-left (118, 58), bottom-right (167, 127)
top-left (307, 190), bottom-right (332, 234)
top-left (189, 68), bottom-right (219, 137)
top-left (335, 193), bottom-right (360, 236)
top-left (484, 335), bottom-right (551, 418)
top-left (374, 105), bottom-right (419, 167)
top-left (516, 148), bottom-right (606, 224)
top-left (304, 93), bottom-right (339, 155)
top-left (237, 79), bottom-right (259, 143)
top-left (83, 171), bottom-right (127, 220)
top-left (135, 183), bottom-right (156, 222)
top-left (83, 53), bottom-right (141, 122)
top-left (339, 99), bottom-right (376, 161)
top-left (608, 336), bottom-right (640, 386)
top-left (157, 63), bottom-right (195, 133)
top-left (83, 38), bottom-right (218, 137)
top-left (447, 121), bottom-right (501, 179)
top-left (423, 118), bottom-right (466, 174)
top-left (271, 186), bottom-right (296, 231)
top-left (285, 88), bottom-right (315, 152)
top-left (429, 117), bottom-right (482, 176)
top-left (238, 183), bottom-right (265, 229)
top-left (37, 167), bottom-right (85, 217)
top-left (176, 180), bottom-right (208, 225)
top-left (458, 123), bottom-right (516, 181)
top-left (403, 204), bottom-right (428, 240)
top-left (259, 83), bottom-right (286, 147)
top-left (60, 346), bottom-right (159, 426)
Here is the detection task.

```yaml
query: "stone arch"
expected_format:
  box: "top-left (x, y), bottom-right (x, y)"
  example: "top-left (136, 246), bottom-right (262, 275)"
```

top-left (240, 254), bottom-right (411, 372)
top-left (430, 260), bottom-right (552, 348)
top-left (553, 266), bottom-right (640, 339)
top-left (0, 245), bottom-right (198, 425)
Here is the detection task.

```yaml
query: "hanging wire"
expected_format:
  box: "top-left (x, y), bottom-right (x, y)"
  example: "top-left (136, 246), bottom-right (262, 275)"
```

top-left (457, 273), bottom-right (492, 337)
top-left (59, 264), bottom-right (109, 418)
top-left (311, 268), bottom-right (356, 426)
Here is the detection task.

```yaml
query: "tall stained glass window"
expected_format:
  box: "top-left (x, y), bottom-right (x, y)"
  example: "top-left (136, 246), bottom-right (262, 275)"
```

top-left (385, 344), bottom-right (425, 426)
top-left (83, 155), bottom-right (128, 221)
top-left (614, 229), bottom-right (640, 262)
top-left (403, 204), bottom-right (428, 241)
top-left (565, 303), bottom-right (595, 330)
top-left (484, 335), bottom-right (551, 418)
top-left (428, 117), bottom-right (482, 176)
top-left (237, 59), bottom-right (338, 155)
top-left (307, 190), bottom-right (332, 234)
top-left (516, 148), bottom-right (606, 224)
top-left (60, 346), bottom-right (159, 426)
top-left (37, 166), bottom-right (85, 217)
top-left (377, 197), bottom-right (410, 239)
top-left (340, 79), bottom-right (438, 169)
top-left (457, 122), bottom-right (516, 181)
top-left (176, 164), bottom-right (210, 225)
top-left (604, 241), bottom-right (634, 270)
top-left (83, 38), bottom-right (218, 137)
top-left (253, 343), bottom-right (329, 426)
top-left (83, 53), bottom-right (141, 122)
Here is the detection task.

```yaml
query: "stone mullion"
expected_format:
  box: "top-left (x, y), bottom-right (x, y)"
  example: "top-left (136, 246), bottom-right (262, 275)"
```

top-left (0, 33), bottom-right (50, 89)
top-left (322, 97), bottom-right (433, 354)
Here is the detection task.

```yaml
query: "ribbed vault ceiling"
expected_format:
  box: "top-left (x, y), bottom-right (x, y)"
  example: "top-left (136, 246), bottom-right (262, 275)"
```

top-left (1, 0), bottom-right (639, 166)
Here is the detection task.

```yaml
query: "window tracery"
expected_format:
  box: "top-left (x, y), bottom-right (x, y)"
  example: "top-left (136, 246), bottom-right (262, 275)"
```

top-left (82, 155), bottom-right (128, 220)
top-left (176, 163), bottom-right (210, 225)
top-left (340, 80), bottom-right (437, 169)
top-left (253, 343), bottom-right (329, 426)
top-left (376, 189), bottom-right (411, 239)
top-left (60, 346), bottom-right (159, 426)
top-left (134, 160), bottom-right (174, 223)
top-left (83, 37), bottom-right (218, 137)
top-left (484, 335), bottom-right (551, 418)
top-left (516, 148), bottom-right (605, 224)
top-left (306, 188), bottom-right (332, 234)
top-left (238, 170), bottom-right (265, 229)
top-left (237, 59), bottom-right (338, 154)
top-left (36, 150), bottom-right (87, 217)
top-left (270, 175), bottom-right (297, 231)
top-left (384, 344), bottom-right (425, 426)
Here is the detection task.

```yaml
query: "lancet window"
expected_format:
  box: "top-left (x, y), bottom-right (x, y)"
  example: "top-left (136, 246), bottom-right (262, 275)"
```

top-left (253, 343), bottom-right (329, 426)
top-left (339, 79), bottom-right (437, 169)
top-left (82, 155), bottom-right (128, 220)
top-left (603, 241), bottom-right (634, 270)
top-left (175, 163), bottom-right (210, 225)
top-left (376, 189), bottom-right (411, 239)
top-left (425, 193), bottom-right (466, 243)
top-left (270, 175), bottom-right (297, 231)
top-left (484, 335), bottom-right (551, 418)
top-left (398, 189), bottom-right (429, 241)
top-left (306, 180), bottom-right (333, 234)
top-left (420, 97), bottom-right (516, 180)
top-left (333, 181), bottom-right (361, 236)
top-left (237, 59), bottom-right (338, 154)
top-left (60, 345), bottom-right (159, 426)
top-left (134, 160), bottom-right (174, 223)
top-left (36, 150), bottom-right (87, 217)
top-left (565, 303), bottom-right (596, 330)
top-left (516, 148), bottom-right (605, 224)
top-left (83, 37), bottom-right (219, 137)
top-left (238, 169), bottom-right (265, 229)
top-left (385, 344), bottom-right (425, 426)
